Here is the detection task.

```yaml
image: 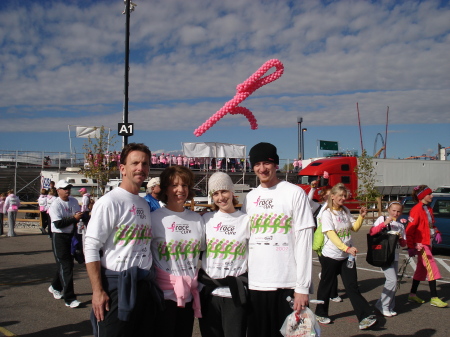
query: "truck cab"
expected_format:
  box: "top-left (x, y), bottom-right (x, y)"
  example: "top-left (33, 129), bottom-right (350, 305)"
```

top-left (297, 156), bottom-right (359, 208)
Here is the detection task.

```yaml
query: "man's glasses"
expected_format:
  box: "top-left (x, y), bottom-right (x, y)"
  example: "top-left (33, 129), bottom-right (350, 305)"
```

top-left (61, 187), bottom-right (71, 191)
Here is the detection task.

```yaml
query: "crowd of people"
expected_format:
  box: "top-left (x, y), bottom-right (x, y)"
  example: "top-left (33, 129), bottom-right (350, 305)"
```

top-left (1, 141), bottom-right (447, 337)
top-left (83, 150), bottom-right (305, 173)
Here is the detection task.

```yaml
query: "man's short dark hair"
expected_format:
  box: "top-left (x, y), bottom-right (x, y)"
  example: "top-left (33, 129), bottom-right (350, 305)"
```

top-left (120, 143), bottom-right (151, 165)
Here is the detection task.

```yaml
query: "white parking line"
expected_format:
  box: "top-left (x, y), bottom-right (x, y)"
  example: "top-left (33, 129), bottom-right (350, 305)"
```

top-left (436, 258), bottom-right (450, 273)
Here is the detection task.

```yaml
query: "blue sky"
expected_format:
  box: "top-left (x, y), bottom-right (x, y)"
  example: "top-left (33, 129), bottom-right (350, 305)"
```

top-left (1, 0), bottom-right (449, 160)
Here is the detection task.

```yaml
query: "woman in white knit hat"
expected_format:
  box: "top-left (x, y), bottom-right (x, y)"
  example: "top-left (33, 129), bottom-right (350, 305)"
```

top-left (199, 172), bottom-right (250, 337)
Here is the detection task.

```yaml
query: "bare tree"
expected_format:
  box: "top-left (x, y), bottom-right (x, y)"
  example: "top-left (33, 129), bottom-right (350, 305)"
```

top-left (82, 126), bottom-right (118, 195)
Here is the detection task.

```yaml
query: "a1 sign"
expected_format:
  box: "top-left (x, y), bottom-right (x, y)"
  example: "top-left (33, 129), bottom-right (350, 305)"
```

top-left (118, 123), bottom-right (134, 136)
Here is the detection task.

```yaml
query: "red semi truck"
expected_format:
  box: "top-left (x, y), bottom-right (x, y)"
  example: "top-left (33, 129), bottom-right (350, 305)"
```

top-left (297, 156), bottom-right (450, 208)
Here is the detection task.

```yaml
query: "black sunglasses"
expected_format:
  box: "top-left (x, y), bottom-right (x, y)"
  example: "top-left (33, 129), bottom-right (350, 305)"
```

top-left (61, 187), bottom-right (72, 190)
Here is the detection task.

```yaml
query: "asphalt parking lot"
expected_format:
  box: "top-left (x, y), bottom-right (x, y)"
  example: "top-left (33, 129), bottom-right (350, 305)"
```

top-left (1, 225), bottom-right (449, 337)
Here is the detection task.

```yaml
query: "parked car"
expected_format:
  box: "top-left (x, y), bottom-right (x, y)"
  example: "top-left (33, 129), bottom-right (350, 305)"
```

top-left (191, 188), bottom-right (210, 212)
top-left (434, 185), bottom-right (450, 193)
top-left (402, 193), bottom-right (450, 250)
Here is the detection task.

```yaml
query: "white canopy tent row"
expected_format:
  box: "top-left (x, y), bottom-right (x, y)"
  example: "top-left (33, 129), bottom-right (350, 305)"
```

top-left (182, 142), bottom-right (250, 191)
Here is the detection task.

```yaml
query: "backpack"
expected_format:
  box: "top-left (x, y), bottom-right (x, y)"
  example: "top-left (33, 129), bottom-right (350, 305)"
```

top-left (312, 206), bottom-right (326, 256)
top-left (312, 221), bottom-right (325, 256)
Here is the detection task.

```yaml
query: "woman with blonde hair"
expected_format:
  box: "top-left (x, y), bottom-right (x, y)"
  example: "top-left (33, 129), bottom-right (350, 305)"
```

top-left (315, 183), bottom-right (376, 330)
top-left (370, 201), bottom-right (407, 316)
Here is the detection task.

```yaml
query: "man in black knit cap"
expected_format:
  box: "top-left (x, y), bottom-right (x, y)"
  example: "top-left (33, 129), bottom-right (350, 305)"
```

top-left (242, 142), bottom-right (315, 337)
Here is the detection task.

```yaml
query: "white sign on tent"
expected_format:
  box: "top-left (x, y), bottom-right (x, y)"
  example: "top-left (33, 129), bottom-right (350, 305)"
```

top-left (182, 142), bottom-right (246, 158)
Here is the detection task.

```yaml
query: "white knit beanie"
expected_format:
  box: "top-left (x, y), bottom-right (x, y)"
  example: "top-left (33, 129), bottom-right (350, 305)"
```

top-left (208, 172), bottom-right (234, 196)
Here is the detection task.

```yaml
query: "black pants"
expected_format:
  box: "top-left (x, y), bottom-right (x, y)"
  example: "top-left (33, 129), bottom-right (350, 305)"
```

top-left (0, 213), bottom-right (3, 235)
top-left (40, 211), bottom-right (49, 230)
top-left (46, 213), bottom-right (52, 237)
top-left (154, 300), bottom-right (194, 337)
top-left (199, 293), bottom-right (248, 337)
top-left (51, 232), bottom-right (76, 303)
top-left (318, 255), bottom-right (339, 298)
top-left (96, 280), bottom-right (157, 337)
top-left (247, 289), bottom-right (294, 337)
top-left (315, 255), bottom-right (373, 321)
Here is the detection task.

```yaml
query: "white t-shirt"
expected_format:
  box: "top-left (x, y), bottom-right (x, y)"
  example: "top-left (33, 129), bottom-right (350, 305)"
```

top-left (84, 187), bottom-right (153, 272)
top-left (46, 195), bottom-right (56, 212)
top-left (151, 207), bottom-right (205, 302)
top-left (81, 193), bottom-right (91, 212)
top-left (49, 196), bottom-right (81, 234)
top-left (321, 207), bottom-right (354, 260)
top-left (243, 181), bottom-right (314, 294)
top-left (372, 216), bottom-right (406, 261)
top-left (201, 210), bottom-right (250, 297)
top-left (4, 194), bottom-right (20, 213)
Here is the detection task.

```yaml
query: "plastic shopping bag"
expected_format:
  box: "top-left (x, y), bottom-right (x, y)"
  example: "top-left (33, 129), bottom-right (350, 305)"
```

top-left (280, 307), bottom-right (321, 337)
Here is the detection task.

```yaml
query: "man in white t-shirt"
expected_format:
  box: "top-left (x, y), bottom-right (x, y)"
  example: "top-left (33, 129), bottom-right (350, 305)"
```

top-left (48, 179), bottom-right (83, 308)
top-left (242, 142), bottom-right (315, 337)
top-left (85, 143), bottom-right (161, 337)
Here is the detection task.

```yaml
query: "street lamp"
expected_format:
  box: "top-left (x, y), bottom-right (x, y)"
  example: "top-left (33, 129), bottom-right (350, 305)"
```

top-left (297, 117), bottom-right (303, 159)
top-left (122, 0), bottom-right (137, 147)
top-left (302, 128), bottom-right (307, 159)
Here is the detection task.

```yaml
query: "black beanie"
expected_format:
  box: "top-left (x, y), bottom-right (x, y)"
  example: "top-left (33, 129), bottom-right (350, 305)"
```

top-left (249, 142), bottom-right (279, 168)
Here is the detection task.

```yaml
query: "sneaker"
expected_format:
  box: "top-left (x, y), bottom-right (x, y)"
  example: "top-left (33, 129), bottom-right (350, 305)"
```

top-left (330, 296), bottom-right (343, 303)
top-left (375, 302), bottom-right (392, 317)
top-left (65, 300), bottom-right (81, 308)
top-left (430, 297), bottom-right (448, 308)
top-left (316, 316), bottom-right (331, 324)
top-left (389, 310), bottom-right (397, 316)
top-left (359, 315), bottom-right (377, 330)
top-left (48, 285), bottom-right (62, 300)
top-left (408, 295), bottom-right (425, 304)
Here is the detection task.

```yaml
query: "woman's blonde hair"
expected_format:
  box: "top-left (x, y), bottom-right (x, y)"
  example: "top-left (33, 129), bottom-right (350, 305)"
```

top-left (326, 183), bottom-right (348, 212)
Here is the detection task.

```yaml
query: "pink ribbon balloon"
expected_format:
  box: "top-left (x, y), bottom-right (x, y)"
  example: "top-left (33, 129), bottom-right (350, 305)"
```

top-left (194, 59), bottom-right (284, 137)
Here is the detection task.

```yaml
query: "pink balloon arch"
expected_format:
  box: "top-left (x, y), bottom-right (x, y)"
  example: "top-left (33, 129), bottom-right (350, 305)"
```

top-left (194, 59), bottom-right (284, 137)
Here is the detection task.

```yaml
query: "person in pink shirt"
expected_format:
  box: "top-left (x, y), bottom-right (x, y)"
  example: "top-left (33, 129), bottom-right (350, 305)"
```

top-left (177, 154), bottom-right (183, 166)
top-left (159, 153), bottom-right (166, 168)
top-left (151, 153), bottom-right (158, 168)
top-left (4, 189), bottom-right (21, 237)
top-left (0, 193), bottom-right (5, 235)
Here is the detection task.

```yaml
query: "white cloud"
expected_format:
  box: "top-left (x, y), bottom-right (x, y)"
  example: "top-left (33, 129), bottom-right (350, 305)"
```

top-left (0, 0), bottom-right (449, 135)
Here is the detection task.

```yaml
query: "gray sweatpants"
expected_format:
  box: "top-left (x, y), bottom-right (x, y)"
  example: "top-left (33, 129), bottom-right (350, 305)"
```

top-left (377, 260), bottom-right (399, 311)
top-left (8, 211), bottom-right (17, 237)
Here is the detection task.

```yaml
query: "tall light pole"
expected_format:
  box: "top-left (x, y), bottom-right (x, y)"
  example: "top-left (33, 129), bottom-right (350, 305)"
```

top-left (121, 0), bottom-right (137, 148)
top-left (302, 128), bottom-right (307, 159)
top-left (297, 117), bottom-right (303, 159)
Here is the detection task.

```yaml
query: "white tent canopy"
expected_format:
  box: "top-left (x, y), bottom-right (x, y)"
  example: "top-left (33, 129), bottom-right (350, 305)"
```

top-left (182, 142), bottom-right (246, 158)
